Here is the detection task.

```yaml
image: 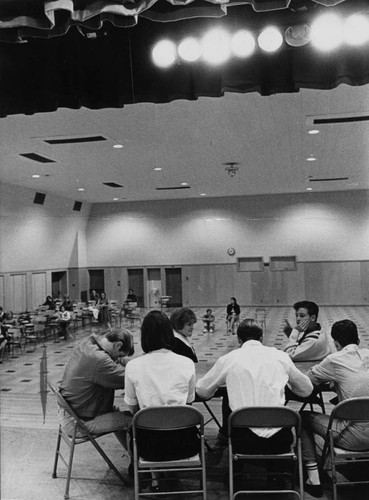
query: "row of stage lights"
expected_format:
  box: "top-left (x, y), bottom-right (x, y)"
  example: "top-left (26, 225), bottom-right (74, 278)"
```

top-left (152, 12), bottom-right (369, 68)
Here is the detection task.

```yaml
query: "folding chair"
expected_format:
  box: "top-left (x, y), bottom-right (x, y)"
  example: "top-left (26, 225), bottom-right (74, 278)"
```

top-left (132, 405), bottom-right (207, 499)
top-left (285, 385), bottom-right (327, 414)
top-left (48, 382), bottom-right (127, 499)
top-left (234, 491), bottom-right (300, 499)
top-left (228, 407), bottom-right (303, 500)
top-left (255, 308), bottom-right (267, 333)
top-left (320, 397), bottom-right (369, 500)
top-left (7, 327), bottom-right (24, 356)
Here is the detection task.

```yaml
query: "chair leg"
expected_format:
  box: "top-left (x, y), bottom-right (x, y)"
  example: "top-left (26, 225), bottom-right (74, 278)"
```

top-left (64, 434), bottom-right (77, 500)
top-left (88, 435), bottom-right (127, 485)
top-left (52, 427), bottom-right (62, 478)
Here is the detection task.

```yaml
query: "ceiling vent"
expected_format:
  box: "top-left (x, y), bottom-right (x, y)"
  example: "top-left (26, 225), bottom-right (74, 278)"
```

top-left (103, 182), bottom-right (124, 188)
top-left (309, 177), bottom-right (349, 182)
top-left (307, 112), bottom-right (369, 126)
top-left (43, 135), bottom-right (107, 144)
top-left (20, 152), bottom-right (56, 163)
top-left (155, 186), bottom-right (191, 190)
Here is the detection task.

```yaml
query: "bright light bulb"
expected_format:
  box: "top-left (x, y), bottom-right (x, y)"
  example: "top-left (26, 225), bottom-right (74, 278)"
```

top-left (310, 13), bottom-right (344, 51)
top-left (344, 14), bottom-right (369, 46)
top-left (258, 26), bottom-right (283, 53)
top-left (178, 37), bottom-right (201, 62)
top-left (201, 28), bottom-right (231, 65)
top-left (32, 174), bottom-right (40, 178)
top-left (231, 30), bottom-right (255, 57)
top-left (152, 40), bottom-right (176, 68)
top-left (308, 130), bottom-right (320, 135)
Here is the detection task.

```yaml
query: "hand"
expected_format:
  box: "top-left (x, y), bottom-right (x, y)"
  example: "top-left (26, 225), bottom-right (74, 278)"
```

top-left (283, 320), bottom-right (293, 337)
top-left (295, 317), bottom-right (311, 332)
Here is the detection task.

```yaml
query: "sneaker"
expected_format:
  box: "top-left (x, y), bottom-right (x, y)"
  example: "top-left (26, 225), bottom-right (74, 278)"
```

top-left (203, 328), bottom-right (208, 333)
top-left (209, 328), bottom-right (214, 333)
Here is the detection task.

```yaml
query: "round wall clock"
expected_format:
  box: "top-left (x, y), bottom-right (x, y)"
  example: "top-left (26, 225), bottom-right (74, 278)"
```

top-left (227, 247), bottom-right (236, 256)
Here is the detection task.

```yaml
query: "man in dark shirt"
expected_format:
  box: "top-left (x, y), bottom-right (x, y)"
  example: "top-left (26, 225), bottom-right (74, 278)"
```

top-left (59, 329), bottom-right (134, 449)
top-left (126, 289), bottom-right (137, 302)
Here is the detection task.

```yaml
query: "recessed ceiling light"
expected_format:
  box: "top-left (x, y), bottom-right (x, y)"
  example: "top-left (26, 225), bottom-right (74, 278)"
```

top-left (78, 188), bottom-right (85, 191)
top-left (308, 130), bottom-right (320, 135)
top-left (180, 182), bottom-right (188, 186)
top-left (306, 156), bottom-right (317, 162)
top-left (154, 167), bottom-right (162, 171)
top-left (306, 187), bottom-right (313, 191)
top-left (113, 197), bottom-right (119, 200)
top-left (113, 144), bottom-right (124, 149)
top-left (32, 174), bottom-right (40, 178)
top-left (200, 193), bottom-right (207, 196)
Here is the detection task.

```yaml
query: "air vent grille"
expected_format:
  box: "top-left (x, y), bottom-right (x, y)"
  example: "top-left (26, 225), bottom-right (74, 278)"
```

top-left (20, 153), bottom-right (55, 163)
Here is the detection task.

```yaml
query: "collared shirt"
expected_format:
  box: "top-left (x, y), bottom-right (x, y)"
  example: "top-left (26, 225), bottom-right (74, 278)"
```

top-left (308, 344), bottom-right (369, 402)
top-left (60, 335), bottom-right (126, 419)
top-left (124, 349), bottom-right (196, 408)
top-left (196, 340), bottom-right (313, 437)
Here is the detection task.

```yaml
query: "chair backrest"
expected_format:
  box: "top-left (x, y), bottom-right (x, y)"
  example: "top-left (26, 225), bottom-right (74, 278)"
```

top-left (229, 406), bottom-right (301, 434)
top-left (330, 397), bottom-right (369, 422)
top-left (132, 405), bottom-right (203, 436)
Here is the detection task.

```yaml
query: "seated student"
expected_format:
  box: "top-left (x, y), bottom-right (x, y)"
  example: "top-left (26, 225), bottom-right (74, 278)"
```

top-left (226, 297), bottom-right (241, 334)
top-left (55, 305), bottom-right (72, 339)
top-left (124, 310), bottom-right (198, 490)
top-left (300, 319), bottom-right (369, 498)
top-left (126, 289), bottom-right (137, 303)
top-left (202, 308), bottom-right (215, 333)
top-left (43, 295), bottom-right (56, 310)
top-left (196, 319), bottom-right (313, 455)
top-left (89, 289), bottom-right (100, 305)
top-left (283, 300), bottom-right (332, 361)
top-left (61, 294), bottom-right (74, 312)
top-left (170, 307), bottom-right (198, 363)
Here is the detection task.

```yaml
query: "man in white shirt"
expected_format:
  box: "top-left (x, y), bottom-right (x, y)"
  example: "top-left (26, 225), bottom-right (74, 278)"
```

top-left (196, 318), bottom-right (313, 453)
top-left (301, 319), bottom-right (369, 497)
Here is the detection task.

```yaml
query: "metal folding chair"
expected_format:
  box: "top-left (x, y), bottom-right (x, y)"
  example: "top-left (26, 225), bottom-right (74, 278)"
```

top-left (48, 382), bottom-right (127, 499)
top-left (228, 406), bottom-right (303, 500)
top-left (132, 405), bottom-right (207, 499)
top-left (320, 397), bottom-right (369, 500)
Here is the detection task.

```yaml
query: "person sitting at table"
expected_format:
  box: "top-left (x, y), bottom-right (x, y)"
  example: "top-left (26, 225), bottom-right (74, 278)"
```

top-left (43, 295), bottom-right (56, 310)
top-left (226, 297), bottom-right (241, 334)
top-left (300, 319), bottom-right (369, 498)
top-left (202, 308), bottom-right (215, 333)
top-left (61, 294), bottom-right (74, 312)
top-left (126, 289), bottom-right (137, 303)
top-left (283, 300), bottom-right (332, 361)
top-left (89, 289), bottom-right (100, 305)
top-left (124, 310), bottom-right (198, 491)
top-left (196, 319), bottom-right (313, 458)
top-left (170, 307), bottom-right (198, 363)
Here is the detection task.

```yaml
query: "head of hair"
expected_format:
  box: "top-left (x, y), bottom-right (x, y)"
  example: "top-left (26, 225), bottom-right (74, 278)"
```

top-left (105, 328), bottom-right (134, 356)
top-left (331, 319), bottom-right (359, 347)
top-left (141, 310), bottom-right (174, 353)
top-left (206, 308), bottom-right (212, 314)
top-left (230, 297), bottom-right (237, 303)
top-left (237, 318), bottom-right (263, 343)
top-left (5, 310), bottom-right (14, 319)
top-left (170, 307), bottom-right (197, 331)
top-left (293, 300), bottom-right (319, 319)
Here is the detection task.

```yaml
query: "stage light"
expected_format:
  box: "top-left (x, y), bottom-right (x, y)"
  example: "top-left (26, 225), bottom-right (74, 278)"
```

top-left (343, 14), bottom-right (369, 46)
top-left (231, 30), bottom-right (256, 57)
top-left (152, 40), bottom-right (176, 68)
top-left (258, 26), bottom-right (283, 52)
top-left (201, 28), bottom-right (231, 65)
top-left (310, 13), bottom-right (344, 51)
top-left (178, 37), bottom-right (202, 61)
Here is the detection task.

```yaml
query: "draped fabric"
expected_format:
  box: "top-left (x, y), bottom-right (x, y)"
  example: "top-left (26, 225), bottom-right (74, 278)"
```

top-left (0, 0), bottom-right (352, 42)
top-left (0, 0), bottom-right (368, 117)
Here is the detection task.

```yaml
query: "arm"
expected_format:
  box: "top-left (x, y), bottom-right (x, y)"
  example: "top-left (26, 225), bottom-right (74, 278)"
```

top-left (287, 358), bottom-right (314, 397)
top-left (284, 330), bottom-right (321, 361)
top-left (196, 356), bottom-right (227, 400)
top-left (94, 355), bottom-right (126, 389)
top-left (307, 356), bottom-right (335, 386)
top-left (187, 369), bottom-right (196, 404)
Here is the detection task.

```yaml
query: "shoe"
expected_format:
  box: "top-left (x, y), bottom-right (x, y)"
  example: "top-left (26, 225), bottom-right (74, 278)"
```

top-left (215, 431), bottom-right (228, 447)
top-left (209, 329), bottom-right (214, 333)
top-left (304, 483), bottom-right (323, 498)
top-left (203, 328), bottom-right (208, 333)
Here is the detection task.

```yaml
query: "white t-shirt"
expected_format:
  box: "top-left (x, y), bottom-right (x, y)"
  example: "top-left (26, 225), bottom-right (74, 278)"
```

top-left (124, 349), bottom-right (196, 408)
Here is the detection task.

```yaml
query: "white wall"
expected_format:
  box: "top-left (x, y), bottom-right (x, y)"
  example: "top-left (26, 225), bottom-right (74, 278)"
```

top-left (86, 190), bottom-right (369, 266)
top-left (0, 182), bottom-right (91, 273)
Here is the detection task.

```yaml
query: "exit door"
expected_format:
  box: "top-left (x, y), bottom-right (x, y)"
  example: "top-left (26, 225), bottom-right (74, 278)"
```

top-left (165, 268), bottom-right (182, 307)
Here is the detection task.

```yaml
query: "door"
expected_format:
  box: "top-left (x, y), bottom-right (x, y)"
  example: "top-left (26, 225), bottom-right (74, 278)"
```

top-left (10, 274), bottom-right (26, 312)
top-left (52, 271), bottom-right (67, 299)
top-left (165, 268), bottom-right (182, 307)
top-left (32, 272), bottom-right (47, 309)
top-left (89, 270), bottom-right (105, 296)
top-left (128, 269), bottom-right (144, 307)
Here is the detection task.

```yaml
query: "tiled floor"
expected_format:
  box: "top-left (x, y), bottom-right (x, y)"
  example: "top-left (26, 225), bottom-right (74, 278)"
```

top-left (1, 306), bottom-right (369, 500)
